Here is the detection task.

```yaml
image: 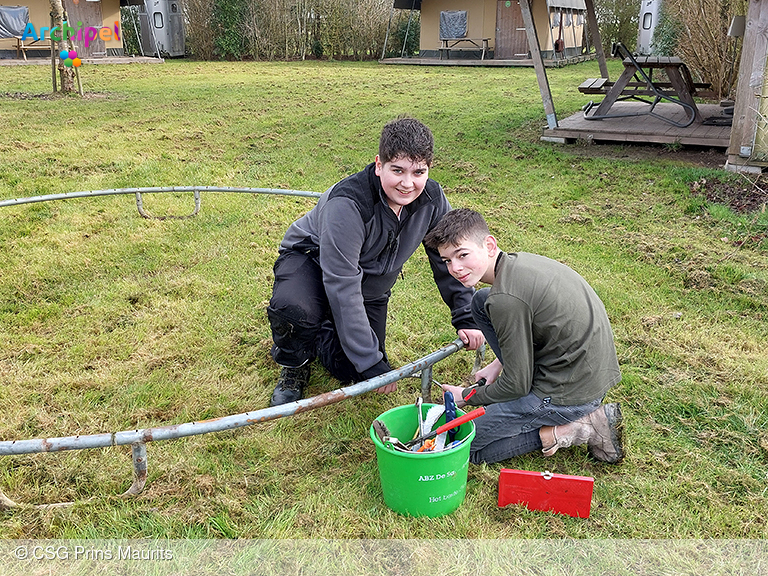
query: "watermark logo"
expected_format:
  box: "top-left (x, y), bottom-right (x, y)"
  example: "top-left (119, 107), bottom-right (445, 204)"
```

top-left (21, 21), bottom-right (120, 48)
top-left (59, 49), bottom-right (82, 68)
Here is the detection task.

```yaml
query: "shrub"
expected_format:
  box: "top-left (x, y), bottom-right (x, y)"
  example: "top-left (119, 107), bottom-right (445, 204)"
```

top-left (654, 0), bottom-right (748, 99)
top-left (384, 11), bottom-right (420, 58)
top-left (120, 6), bottom-right (142, 56)
top-left (213, 0), bottom-right (249, 60)
top-left (184, 0), bottom-right (216, 59)
top-left (349, 0), bottom-right (391, 60)
top-left (186, 0), bottom-right (393, 61)
top-left (594, 0), bottom-right (638, 55)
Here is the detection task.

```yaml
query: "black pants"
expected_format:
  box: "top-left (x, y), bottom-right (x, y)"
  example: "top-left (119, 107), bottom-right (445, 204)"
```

top-left (267, 250), bottom-right (388, 382)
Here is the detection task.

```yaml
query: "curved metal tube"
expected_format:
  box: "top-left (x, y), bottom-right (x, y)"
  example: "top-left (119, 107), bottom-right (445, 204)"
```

top-left (0, 185), bottom-right (322, 209)
top-left (0, 339), bottom-right (464, 456)
top-left (135, 190), bottom-right (202, 220)
top-left (0, 186), bottom-right (466, 500)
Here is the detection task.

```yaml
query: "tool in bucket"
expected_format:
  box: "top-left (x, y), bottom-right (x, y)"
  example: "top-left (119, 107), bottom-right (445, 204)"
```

top-left (372, 420), bottom-right (409, 452)
top-left (443, 390), bottom-right (457, 442)
top-left (404, 407), bottom-right (485, 449)
top-left (428, 404), bottom-right (448, 451)
top-left (412, 396), bottom-right (445, 452)
top-left (434, 378), bottom-right (485, 449)
top-left (373, 407), bottom-right (485, 452)
top-left (413, 396), bottom-right (425, 440)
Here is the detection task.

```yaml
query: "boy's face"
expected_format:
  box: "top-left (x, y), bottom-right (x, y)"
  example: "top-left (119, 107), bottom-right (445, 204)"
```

top-left (438, 235), bottom-right (497, 287)
top-left (375, 155), bottom-right (429, 213)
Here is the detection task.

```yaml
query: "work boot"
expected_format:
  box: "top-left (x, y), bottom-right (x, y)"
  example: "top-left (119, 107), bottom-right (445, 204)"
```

top-left (269, 364), bottom-right (311, 406)
top-left (539, 403), bottom-right (624, 463)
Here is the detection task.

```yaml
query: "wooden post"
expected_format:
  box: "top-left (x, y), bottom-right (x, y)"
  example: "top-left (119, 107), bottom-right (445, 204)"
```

top-left (50, 13), bottom-right (57, 92)
top-left (381, 2), bottom-right (395, 60)
top-left (519, 0), bottom-right (557, 129)
top-left (583, 0), bottom-right (608, 80)
top-left (726, 0), bottom-right (768, 171)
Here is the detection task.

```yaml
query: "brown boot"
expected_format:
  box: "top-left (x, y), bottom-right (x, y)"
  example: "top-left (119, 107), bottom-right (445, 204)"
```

top-left (539, 403), bottom-right (624, 463)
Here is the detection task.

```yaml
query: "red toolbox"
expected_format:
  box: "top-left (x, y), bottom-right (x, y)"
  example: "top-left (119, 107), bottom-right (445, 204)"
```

top-left (498, 469), bottom-right (594, 518)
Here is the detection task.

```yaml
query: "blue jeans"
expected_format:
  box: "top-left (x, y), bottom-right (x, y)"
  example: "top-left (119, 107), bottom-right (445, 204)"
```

top-left (468, 288), bottom-right (602, 464)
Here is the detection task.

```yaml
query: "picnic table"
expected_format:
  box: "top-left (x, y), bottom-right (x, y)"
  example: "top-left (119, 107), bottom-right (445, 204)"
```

top-left (12, 36), bottom-right (53, 60)
top-left (580, 43), bottom-right (712, 128)
top-left (439, 37), bottom-right (490, 60)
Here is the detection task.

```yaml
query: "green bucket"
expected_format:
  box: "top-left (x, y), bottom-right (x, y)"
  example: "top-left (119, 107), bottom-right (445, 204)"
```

top-left (369, 403), bottom-right (476, 517)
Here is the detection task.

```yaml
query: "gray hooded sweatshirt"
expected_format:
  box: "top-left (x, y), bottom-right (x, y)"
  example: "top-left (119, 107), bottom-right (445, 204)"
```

top-left (278, 163), bottom-right (477, 376)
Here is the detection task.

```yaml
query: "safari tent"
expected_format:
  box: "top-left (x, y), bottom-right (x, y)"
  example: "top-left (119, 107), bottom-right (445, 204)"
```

top-left (0, 0), bottom-right (123, 58)
top-left (416, 0), bottom-right (590, 61)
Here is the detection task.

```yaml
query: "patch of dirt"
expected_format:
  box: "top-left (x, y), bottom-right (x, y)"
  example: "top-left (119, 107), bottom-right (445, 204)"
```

top-left (689, 176), bottom-right (768, 214)
top-left (689, 176), bottom-right (768, 249)
top-left (566, 141), bottom-right (767, 213)
top-left (2, 92), bottom-right (114, 100)
top-left (691, 175), bottom-right (768, 248)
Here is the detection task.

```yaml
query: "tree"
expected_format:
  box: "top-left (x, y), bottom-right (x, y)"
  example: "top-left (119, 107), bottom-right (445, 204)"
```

top-left (48, 0), bottom-right (77, 93)
top-left (594, 0), bottom-right (638, 55)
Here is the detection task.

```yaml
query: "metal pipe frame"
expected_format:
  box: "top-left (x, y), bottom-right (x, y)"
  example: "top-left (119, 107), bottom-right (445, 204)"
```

top-left (0, 339), bottom-right (465, 504)
top-left (0, 186), bottom-right (322, 209)
top-left (0, 339), bottom-right (463, 457)
top-left (0, 186), bottom-right (464, 503)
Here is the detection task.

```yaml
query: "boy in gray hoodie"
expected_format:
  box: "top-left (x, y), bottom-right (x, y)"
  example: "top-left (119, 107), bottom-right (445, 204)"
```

top-left (267, 118), bottom-right (483, 406)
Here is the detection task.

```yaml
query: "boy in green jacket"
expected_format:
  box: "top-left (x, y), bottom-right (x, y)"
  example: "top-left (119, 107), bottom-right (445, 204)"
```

top-left (425, 208), bottom-right (624, 464)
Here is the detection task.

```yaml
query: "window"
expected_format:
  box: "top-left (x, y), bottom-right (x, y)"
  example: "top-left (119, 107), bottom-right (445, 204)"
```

top-left (154, 12), bottom-right (164, 28)
top-left (642, 13), bottom-right (653, 30)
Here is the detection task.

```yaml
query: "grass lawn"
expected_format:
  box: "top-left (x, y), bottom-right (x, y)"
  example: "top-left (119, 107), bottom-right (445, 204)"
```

top-left (0, 59), bottom-right (766, 543)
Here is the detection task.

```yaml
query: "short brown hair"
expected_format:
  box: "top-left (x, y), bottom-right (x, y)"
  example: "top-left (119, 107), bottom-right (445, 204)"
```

top-left (379, 117), bottom-right (434, 166)
top-left (425, 208), bottom-right (491, 250)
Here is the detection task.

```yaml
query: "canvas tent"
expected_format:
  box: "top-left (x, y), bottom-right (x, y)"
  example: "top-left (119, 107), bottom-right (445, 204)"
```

top-left (413, 0), bottom-right (589, 60)
top-left (0, 0), bottom-right (123, 58)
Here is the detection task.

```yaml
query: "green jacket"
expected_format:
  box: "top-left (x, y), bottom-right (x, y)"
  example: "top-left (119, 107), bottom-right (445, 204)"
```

top-left (464, 252), bottom-right (621, 406)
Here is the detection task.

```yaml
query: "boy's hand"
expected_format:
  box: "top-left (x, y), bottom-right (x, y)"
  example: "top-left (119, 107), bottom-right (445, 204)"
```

top-left (376, 382), bottom-right (398, 394)
top-left (475, 358), bottom-right (502, 386)
top-left (440, 383), bottom-right (467, 408)
top-left (458, 329), bottom-right (484, 350)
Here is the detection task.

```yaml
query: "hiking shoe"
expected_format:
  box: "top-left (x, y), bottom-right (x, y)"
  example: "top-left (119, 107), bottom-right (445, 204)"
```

top-left (586, 403), bottom-right (624, 463)
top-left (540, 403), bottom-right (624, 463)
top-left (269, 364), bottom-right (311, 406)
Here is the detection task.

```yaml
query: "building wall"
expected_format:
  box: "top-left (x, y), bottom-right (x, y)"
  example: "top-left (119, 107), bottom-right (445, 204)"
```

top-left (0, 0), bottom-right (122, 50)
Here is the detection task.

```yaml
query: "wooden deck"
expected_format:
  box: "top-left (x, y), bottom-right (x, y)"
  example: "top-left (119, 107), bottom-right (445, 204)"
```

top-left (543, 102), bottom-right (732, 147)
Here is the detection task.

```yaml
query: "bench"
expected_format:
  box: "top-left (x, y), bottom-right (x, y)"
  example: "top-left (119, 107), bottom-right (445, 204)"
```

top-left (439, 37), bottom-right (490, 60)
top-left (578, 77), bottom-right (611, 94)
top-left (12, 36), bottom-right (54, 60)
top-left (579, 76), bottom-right (714, 99)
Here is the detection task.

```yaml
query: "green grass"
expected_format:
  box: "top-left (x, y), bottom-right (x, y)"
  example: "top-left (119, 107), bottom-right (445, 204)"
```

top-left (0, 59), bottom-right (767, 541)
